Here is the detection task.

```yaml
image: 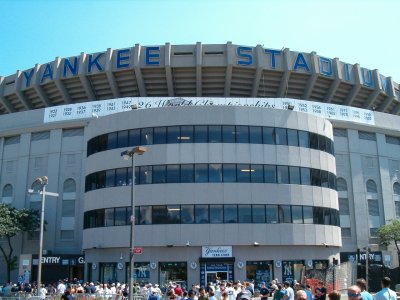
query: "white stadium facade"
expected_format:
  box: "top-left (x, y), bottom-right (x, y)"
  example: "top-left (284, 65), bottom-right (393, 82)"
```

top-left (0, 42), bottom-right (400, 286)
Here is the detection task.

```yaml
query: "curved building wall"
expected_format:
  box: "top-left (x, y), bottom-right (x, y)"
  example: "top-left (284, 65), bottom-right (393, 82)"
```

top-left (81, 105), bottom-right (339, 284)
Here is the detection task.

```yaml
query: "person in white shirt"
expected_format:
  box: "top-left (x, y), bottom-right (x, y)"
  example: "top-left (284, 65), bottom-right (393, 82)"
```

top-left (57, 281), bottom-right (66, 295)
top-left (225, 283), bottom-right (236, 300)
top-left (375, 277), bottom-right (397, 300)
top-left (39, 285), bottom-right (47, 300)
top-left (283, 281), bottom-right (294, 300)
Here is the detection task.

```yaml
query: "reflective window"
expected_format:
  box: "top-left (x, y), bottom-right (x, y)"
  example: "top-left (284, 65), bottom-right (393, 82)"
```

top-left (367, 180), bottom-right (377, 193)
top-left (106, 170), bottom-right (115, 187)
top-left (300, 168), bottom-right (311, 185)
top-left (107, 132), bottom-right (117, 149)
top-left (153, 127), bottom-right (167, 144)
top-left (310, 133), bottom-right (319, 150)
top-left (277, 166), bottom-right (289, 184)
top-left (249, 126), bottom-right (262, 144)
top-left (238, 205), bottom-right (252, 223)
top-left (275, 128), bottom-right (287, 145)
top-left (116, 168), bottom-right (127, 186)
top-left (152, 206), bottom-right (167, 224)
top-left (223, 164), bottom-right (236, 182)
top-left (337, 178), bottom-right (348, 191)
top-left (139, 166), bottom-right (152, 184)
top-left (292, 206), bottom-right (303, 224)
top-left (129, 129), bottom-right (140, 146)
top-left (105, 208), bottom-right (114, 226)
top-left (287, 129), bottom-right (298, 146)
top-left (264, 165), bottom-right (277, 183)
top-left (252, 205), bottom-right (265, 223)
top-left (194, 125), bottom-right (208, 143)
top-left (279, 205), bottom-right (291, 223)
top-left (266, 205), bottom-right (278, 224)
top-left (181, 205), bottom-right (194, 224)
top-left (303, 206), bottom-right (313, 224)
top-left (153, 165), bottom-right (166, 184)
top-left (223, 125), bottom-right (236, 143)
top-left (237, 164), bottom-right (251, 182)
top-left (289, 167), bottom-right (301, 185)
top-left (209, 164), bottom-right (223, 182)
top-left (321, 170), bottom-right (329, 188)
top-left (236, 126), bottom-right (249, 143)
top-left (180, 126), bottom-right (194, 143)
top-left (167, 165), bottom-right (180, 183)
top-left (115, 207), bottom-right (127, 226)
top-left (394, 182), bottom-right (400, 195)
top-left (251, 164), bottom-right (264, 183)
top-left (298, 131), bottom-right (309, 148)
top-left (263, 127), bottom-right (275, 144)
top-left (209, 125), bottom-right (222, 143)
top-left (167, 205), bottom-right (180, 224)
top-left (141, 128), bottom-right (153, 145)
top-left (195, 164), bottom-right (208, 183)
top-left (88, 125), bottom-right (335, 157)
top-left (167, 126), bottom-right (180, 143)
top-left (181, 164), bottom-right (194, 183)
top-left (195, 205), bottom-right (209, 223)
top-left (311, 169), bottom-right (321, 186)
top-left (224, 205), bottom-right (238, 223)
top-left (117, 131), bottom-right (128, 148)
top-left (84, 204), bottom-right (340, 228)
top-left (210, 205), bottom-right (223, 224)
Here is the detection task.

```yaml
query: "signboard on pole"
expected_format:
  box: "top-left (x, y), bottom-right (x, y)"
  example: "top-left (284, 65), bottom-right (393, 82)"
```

top-left (133, 248), bottom-right (142, 255)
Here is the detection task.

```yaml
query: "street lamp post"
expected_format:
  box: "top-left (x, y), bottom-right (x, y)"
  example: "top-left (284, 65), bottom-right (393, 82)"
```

top-left (121, 146), bottom-right (146, 300)
top-left (28, 176), bottom-right (59, 295)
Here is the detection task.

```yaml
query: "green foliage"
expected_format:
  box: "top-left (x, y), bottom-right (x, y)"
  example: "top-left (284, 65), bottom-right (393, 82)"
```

top-left (0, 203), bottom-right (41, 282)
top-left (0, 203), bottom-right (40, 238)
top-left (377, 219), bottom-right (400, 253)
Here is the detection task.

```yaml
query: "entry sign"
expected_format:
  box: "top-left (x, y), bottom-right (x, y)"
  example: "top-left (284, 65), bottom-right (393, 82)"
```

top-left (133, 247), bottom-right (142, 255)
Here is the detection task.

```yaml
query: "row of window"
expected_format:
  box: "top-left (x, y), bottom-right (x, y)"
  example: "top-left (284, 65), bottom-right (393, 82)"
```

top-left (83, 204), bottom-right (340, 229)
top-left (85, 164), bottom-right (337, 192)
top-left (87, 125), bottom-right (335, 156)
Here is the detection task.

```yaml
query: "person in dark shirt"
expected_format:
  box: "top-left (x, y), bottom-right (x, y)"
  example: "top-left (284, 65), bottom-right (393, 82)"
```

top-left (315, 281), bottom-right (326, 300)
top-left (259, 282), bottom-right (270, 299)
top-left (61, 286), bottom-right (74, 300)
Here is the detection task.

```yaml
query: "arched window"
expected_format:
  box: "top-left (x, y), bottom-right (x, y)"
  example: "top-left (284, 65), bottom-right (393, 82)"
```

top-left (2, 184), bottom-right (13, 204)
top-left (337, 178), bottom-right (348, 192)
top-left (366, 180), bottom-right (377, 193)
top-left (393, 182), bottom-right (400, 195)
top-left (63, 179), bottom-right (76, 194)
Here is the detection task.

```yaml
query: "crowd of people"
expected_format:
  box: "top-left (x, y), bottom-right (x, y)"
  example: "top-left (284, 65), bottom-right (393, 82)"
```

top-left (0, 277), bottom-right (398, 300)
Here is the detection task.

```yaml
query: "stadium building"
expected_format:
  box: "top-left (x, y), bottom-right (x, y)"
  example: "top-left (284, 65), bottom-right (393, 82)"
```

top-left (0, 42), bottom-right (399, 286)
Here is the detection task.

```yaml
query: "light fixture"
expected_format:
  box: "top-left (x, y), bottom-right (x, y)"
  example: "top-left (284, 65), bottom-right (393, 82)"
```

top-left (253, 242), bottom-right (260, 247)
top-left (177, 136), bottom-right (191, 140)
top-left (186, 241), bottom-right (190, 247)
top-left (241, 169), bottom-right (255, 172)
top-left (287, 104), bottom-right (295, 110)
top-left (91, 112), bottom-right (99, 118)
top-left (131, 104), bottom-right (138, 110)
top-left (121, 146), bottom-right (147, 160)
top-left (120, 252), bottom-right (124, 260)
top-left (167, 208), bottom-right (181, 211)
top-left (166, 244), bottom-right (174, 248)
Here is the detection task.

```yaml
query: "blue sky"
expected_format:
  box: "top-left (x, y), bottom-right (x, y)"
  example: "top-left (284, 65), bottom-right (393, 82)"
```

top-left (1, 0), bottom-right (399, 82)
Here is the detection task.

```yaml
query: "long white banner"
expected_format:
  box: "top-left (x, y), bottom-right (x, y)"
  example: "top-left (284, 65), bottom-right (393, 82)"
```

top-left (43, 97), bottom-right (375, 125)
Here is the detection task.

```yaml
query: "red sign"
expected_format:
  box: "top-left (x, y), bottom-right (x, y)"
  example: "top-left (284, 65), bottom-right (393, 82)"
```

top-left (133, 247), bottom-right (142, 254)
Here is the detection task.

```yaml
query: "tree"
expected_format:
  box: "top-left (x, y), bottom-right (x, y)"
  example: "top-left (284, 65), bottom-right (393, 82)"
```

top-left (377, 219), bottom-right (400, 266)
top-left (0, 203), bottom-right (40, 282)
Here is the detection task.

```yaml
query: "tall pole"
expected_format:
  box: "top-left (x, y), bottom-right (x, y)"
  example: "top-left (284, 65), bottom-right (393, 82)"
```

top-left (365, 247), bottom-right (369, 291)
top-left (121, 146), bottom-right (146, 300)
top-left (129, 153), bottom-right (135, 300)
top-left (37, 183), bottom-right (46, 295)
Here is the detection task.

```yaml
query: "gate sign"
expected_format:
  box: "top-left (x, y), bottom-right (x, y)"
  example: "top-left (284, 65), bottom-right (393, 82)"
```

top-left (202, 246), bottom-right (232, 258)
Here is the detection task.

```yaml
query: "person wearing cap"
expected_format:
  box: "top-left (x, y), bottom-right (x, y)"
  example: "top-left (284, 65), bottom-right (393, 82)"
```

top-left (259, 282), bottom-right (270, 300)
top-left (375, 277), bottom-right (397, 300)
